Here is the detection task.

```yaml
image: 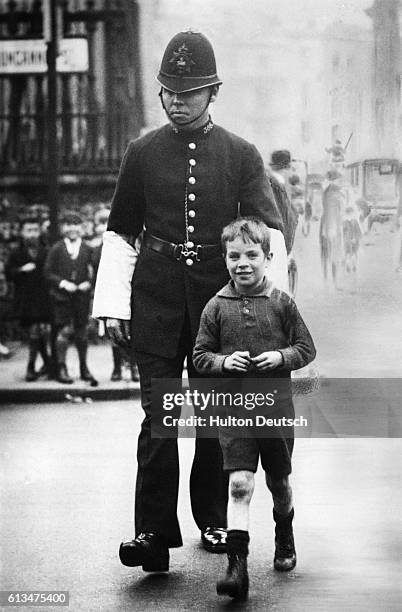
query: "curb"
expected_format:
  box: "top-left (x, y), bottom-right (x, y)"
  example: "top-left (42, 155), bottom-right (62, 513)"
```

top-left (0, 385), bottom-right (141, 405)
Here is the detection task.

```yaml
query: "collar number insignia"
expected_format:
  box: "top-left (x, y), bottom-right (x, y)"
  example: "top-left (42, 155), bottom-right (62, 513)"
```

top-left (169, 43), bottom-right (195, 75)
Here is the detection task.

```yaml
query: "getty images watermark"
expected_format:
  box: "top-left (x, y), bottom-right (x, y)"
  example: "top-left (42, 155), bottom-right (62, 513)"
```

top-left (161, 388), bottom-right (308, 429)
top-left (151, 378), bottom-right (402, 438)
top-left (151, 378), bottom-right (309, 438)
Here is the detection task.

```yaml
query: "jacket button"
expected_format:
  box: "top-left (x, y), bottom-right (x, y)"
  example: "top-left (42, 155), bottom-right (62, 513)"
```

top-left (188, 142), bottom-right (196, 150)
top-left (186, 258), bottom-right (194, 266)
top-left (189, 159), bottom-right (196, 166)
top-left (188, 210), bottom-right (195, 218)
top-left (188, 225), bottom-right (194, 232)
top-left (188, 193), bottom-right (196, 202)
top-left (188, 176), bottom-right (196, 184)
top-left (186, 241), bottom-right (194, 248)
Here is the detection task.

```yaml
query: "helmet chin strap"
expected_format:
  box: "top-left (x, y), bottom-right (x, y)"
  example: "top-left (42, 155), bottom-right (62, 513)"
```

top-left (159, 88), bottom-right (212, 127)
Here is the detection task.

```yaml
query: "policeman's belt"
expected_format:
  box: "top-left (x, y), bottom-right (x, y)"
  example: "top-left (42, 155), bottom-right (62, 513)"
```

top-left (143, 232), bottom-right (221, 263)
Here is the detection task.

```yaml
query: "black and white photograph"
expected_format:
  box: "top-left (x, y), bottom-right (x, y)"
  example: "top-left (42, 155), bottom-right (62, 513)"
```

top-left (1, 0), bottom-right (401, 610)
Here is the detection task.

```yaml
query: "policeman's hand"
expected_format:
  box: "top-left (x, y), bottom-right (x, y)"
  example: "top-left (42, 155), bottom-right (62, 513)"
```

top-left (20, 262), bottom-right (36, 273)
top-left (223, 351), bottom-right (251, 372)
top-left (105, 318), bottom-right (131, 348)
top-left (77, 280), bottom-right (91, 292)
top-left (251, 351), bottom-right (283, 370)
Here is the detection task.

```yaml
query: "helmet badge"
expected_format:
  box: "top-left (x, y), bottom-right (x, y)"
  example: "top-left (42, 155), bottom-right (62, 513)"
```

top-left (169, 43), bottom-right (196, 75)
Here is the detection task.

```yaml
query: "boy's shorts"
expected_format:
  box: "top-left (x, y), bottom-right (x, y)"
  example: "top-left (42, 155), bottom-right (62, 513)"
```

top-left (219, 432), bottom-right (294, 478)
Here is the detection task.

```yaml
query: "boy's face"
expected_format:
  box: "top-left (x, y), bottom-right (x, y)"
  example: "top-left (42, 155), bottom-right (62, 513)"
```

top-left (61, 222), bottom-right (82, 241)
top-left (225, 237), bottom-right (271, 294)
top-left (21, 222), bottom-right (41, 244)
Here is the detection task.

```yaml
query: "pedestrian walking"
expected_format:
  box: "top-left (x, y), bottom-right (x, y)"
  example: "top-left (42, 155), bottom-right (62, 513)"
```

top-left (193, 217), bottom-right (316, 600)
top-left (320, 169), bottom-right (345, 288)
top-left (5, 217), bottom-right (51, 380)
top-left (93, 30), bottom-right (288, 571)
top-left (342, 205), bottom-right (362, 273)
top-left (44, 212), bottom-right (97, 385)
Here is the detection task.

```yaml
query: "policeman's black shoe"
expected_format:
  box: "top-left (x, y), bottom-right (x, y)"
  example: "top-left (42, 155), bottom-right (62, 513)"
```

top-left (110, 367), bottom-right (122, 381)
top-left (56, 364), bottom-right (73, 384)
top-left (273, 508), bottom-right (297, 571)
top-left (25, 364), bottom-right (38, 382)
top-left (216, 553), bottom-right (249, 600)
top-left (201, 527), bottom-right (227, 553)
top-left (119, 532), bottom-right (169, 572)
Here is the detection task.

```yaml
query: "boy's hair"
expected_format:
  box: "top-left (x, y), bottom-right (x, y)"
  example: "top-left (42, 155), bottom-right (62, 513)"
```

top-left (20, 217), bottom-right (41, 229)
top-left (221, 216), bottom-right (271, 256)
top-left (60, 212), bottom-right (82, 226)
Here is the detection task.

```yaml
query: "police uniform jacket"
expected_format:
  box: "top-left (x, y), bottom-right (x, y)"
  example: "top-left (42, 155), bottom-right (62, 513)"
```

top-left (96, 121), bottom-right (285, 359)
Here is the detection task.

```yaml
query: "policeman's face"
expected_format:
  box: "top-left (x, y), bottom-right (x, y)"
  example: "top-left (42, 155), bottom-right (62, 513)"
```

top-left (161, 86), bottom-right (218, 129)
top-left (225, 237), bottom-right (271, 295)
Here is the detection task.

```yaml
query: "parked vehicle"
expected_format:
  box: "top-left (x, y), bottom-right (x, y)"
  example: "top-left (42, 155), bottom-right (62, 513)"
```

top-left (345, 159), bottom-right (399, 229)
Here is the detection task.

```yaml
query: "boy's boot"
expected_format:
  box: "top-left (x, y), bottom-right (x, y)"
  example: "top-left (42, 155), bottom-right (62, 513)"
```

top-left (26, 338), bottom-right (40, 381)
top-left (37, 335), bottom-right (51, 378)
top-left (55, 334), bottom-right (73, 384)
top-left (273, 508), bottom-right (296, 571)
top-left (131, 361), bottom-right (140, 382)
top-left (216, 530), bottom-right (249, 600)
top-left (76, 339), bottom-right (97, 384)
top-left (111, 346), bottom-right (122, 381)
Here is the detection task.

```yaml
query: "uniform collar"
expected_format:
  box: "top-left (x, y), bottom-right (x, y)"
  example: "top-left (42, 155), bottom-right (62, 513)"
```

top-left (170, 116), bottom-right (214, 139)
top-left (217, 277), bottom-right (275, 299)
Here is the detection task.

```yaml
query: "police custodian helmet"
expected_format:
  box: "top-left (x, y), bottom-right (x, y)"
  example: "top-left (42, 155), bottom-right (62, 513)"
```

top-left (156, 30), bottom-right (222, 94)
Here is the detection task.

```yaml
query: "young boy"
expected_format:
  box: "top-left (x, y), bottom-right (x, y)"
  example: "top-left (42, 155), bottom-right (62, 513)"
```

top-left (44, 212), bottom-right (97, 385)
top-left (193, 217), bottom-right (316, 601)
top-left (6, 217), bottom-right (51, 380)
top-left (343, 205), bottom-right (362, 273)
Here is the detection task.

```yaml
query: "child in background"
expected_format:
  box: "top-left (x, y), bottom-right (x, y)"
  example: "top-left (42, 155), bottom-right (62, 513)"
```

top-left (193, 217), bottom-right (316, 601)
top-left (343, 205), bottom-right (362, 273)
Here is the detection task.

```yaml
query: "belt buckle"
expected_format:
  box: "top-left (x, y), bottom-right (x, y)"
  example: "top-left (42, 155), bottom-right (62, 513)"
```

top-left (177, 243), bottom-right (201, 262)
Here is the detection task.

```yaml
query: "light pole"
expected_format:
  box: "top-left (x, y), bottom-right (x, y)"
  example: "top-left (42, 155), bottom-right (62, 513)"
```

top-left (44, 0), bottom-right (61, 243)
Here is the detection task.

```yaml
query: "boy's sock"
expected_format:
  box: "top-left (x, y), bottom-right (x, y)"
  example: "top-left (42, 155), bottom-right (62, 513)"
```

top-left (226, 529), bottom-right (250, 555)
top-left (273, 507), bottom-right (296, 571)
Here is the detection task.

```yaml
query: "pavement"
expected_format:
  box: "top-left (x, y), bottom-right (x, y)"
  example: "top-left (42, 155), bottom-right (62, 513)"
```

top-left (0, 341), bottom-right (140, 404)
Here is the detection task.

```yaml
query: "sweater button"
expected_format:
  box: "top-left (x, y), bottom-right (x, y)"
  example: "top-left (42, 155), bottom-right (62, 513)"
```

top-left (188, 193), bottom-right (196, 202)
top-left (243, 308), bottom-right (250, 314)
top-left (186, 258), bottom-right (194, 266)
top-left (188, 225), bottom-right (194, 233)
top-left (188, 176), bottom-right (196, 184)
top-left (188, 210), bottom-right (195, 218)
top-left (188, 142), bottom-right (196, 150)
top-left (186, 241), bottom-right (194, 248)
top-left (189, 158), bottom-right (196, 166)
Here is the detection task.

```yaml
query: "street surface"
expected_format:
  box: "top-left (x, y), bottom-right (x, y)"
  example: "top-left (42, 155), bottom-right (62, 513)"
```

top-left (1, 222), bottom-right (402, 611)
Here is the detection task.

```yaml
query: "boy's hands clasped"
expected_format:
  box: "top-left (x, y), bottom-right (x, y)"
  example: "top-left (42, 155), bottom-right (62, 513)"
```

top-left (223, 350), bottom-right (283, 372)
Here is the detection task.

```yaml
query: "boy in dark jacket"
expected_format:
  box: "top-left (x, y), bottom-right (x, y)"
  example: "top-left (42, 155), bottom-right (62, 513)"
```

top-left (193, 217), bottom-right (316, 601)
top-left (6, 217), bottom-right (51, 380)
top-left (44, 213), bottom-right (97, 385)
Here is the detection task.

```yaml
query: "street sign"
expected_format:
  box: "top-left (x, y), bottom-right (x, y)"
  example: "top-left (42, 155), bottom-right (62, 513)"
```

top-left (0, 38), bottom-right (88, 74)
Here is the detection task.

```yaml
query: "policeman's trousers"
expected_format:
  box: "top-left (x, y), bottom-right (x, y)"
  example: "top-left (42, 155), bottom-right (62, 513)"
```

top-left (134, 322), bottom-right (228, 548)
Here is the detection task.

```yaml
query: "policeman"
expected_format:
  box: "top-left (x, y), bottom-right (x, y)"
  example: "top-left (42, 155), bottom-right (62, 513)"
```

top-left (93, 30), bottom-right (286, 572)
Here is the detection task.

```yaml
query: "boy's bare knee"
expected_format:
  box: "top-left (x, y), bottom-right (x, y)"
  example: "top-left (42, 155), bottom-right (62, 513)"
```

top-left (230, 470), bottom-right (254, 501)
